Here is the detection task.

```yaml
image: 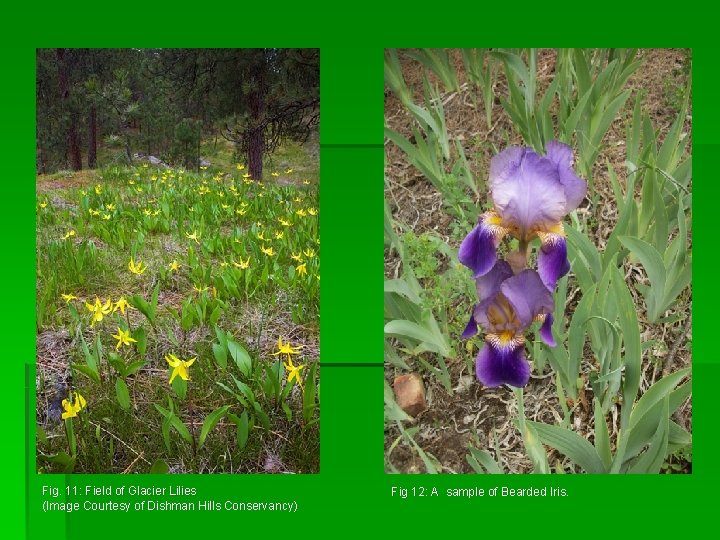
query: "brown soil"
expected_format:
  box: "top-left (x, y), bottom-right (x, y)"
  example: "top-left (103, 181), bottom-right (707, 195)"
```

top-left (36, 169), bottom-right (99, 192)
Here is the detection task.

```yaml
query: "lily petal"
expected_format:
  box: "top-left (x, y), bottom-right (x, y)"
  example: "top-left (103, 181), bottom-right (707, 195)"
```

top-left (476, 340), bottom-right (530, 388)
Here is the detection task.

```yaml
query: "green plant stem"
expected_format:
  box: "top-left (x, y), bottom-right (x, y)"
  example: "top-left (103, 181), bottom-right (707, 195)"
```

top-left (65, 419), bottom-right (75, 457)
top-left (187, 386), bottom-right (198, 471)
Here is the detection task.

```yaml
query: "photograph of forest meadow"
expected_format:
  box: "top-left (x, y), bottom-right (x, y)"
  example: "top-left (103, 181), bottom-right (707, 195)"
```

top-left (384, 49), bottom-right (692, 474)
top-left (36, 48), bottom-right (320, 474)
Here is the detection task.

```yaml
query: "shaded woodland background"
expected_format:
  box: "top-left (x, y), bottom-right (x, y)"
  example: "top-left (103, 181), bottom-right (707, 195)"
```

top-left (37, 48), bottom-right (319, 179)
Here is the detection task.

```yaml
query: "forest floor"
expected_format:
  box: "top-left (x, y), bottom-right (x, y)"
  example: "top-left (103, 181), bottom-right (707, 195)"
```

top-left (384, 49), bottom-right (692, 473)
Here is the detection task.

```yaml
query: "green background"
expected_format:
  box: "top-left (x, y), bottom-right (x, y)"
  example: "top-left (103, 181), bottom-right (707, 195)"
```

top-left (5, 20), bottom-right (712, 539)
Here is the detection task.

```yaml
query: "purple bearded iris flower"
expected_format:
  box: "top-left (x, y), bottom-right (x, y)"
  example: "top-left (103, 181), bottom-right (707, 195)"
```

top-left (462, 261), bottom-right (555, 388)
top-left (458, 141), bottom-right (586, 291)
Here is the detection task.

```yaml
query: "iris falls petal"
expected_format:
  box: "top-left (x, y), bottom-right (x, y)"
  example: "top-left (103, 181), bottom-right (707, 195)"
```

top-left (539, 313), bottom-right (556, 347)
top-left (476, 337), bottom-right (530, 388)
top-left (461, 310), bottom-right (478, 339)
top-left (537, 229), bottom-right (570, 291)
top-left (458, 212), bottom-right (507, 277)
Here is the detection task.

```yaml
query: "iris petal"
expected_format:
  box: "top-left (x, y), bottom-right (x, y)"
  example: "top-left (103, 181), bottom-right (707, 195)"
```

top-left (499, 269), bottom-right (555, 329)
top-left (489, 146), bottom-right (526, 183)
top-left (544, 140), bottom-right (587, 212)
top-left (539, 313), bottom-right (556, 347)
top-left (461, 310), bottom-right (478, 339)
top-left (458, 214), bottom-right (506, 277)
top-left (476, 340), bottom-right (530, 388)
top-left (490, 150), bottom-right (567, 238)
top-left (537, 232), bottom-right (570, 291)
top-left (475, 259), bottom-right (513, 303)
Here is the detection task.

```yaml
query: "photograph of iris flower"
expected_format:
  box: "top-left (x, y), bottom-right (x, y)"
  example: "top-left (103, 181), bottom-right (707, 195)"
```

top-left (384, 49), bottom-right (691, 474)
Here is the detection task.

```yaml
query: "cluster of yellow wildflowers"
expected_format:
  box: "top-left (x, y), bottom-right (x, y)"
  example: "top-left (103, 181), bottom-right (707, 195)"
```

top-left (272, 337), bottom-right (306, 388)
top-left (48, 160), bottom-right (319, 431)
top-left (82, 296), bottom-right (133, 326)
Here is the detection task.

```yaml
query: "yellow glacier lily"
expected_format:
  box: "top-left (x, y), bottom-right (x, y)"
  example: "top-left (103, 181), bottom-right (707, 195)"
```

top-left (128, 257), bottom-right (147, 275)
top-left (272, 337), bottom-right (303, 361)
top-left (113, 297), bottom-right (132, 315)
top-left (112, 327), bottom-right (137, 350)
top-left (61, 392), bottom-right (87, 420)
top-left (284, 358), bottom-right (305, 388)
top-left (233, 257), bottom-right (250, 270)
top-left (86, 297), bottom-right (113, 326)
top-left (166, 354), bottom-right (196, 384)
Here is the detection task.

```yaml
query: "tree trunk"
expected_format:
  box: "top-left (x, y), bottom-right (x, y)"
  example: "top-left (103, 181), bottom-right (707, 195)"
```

top-left (196, 122), bottom-right (201, 172)
top-left (125, 140), bottom-right (132, 164)
top-left (88, 105), bottom-right (97, 168)
top-left (247, 127), bottom-right (264, 180)
top-left (246, 59), bottom-right (267, 180)
top-left (69, 113), bottom-right (82, 170)
top-left (56, 48), bottom-right (82, 171)
top-left (36, 125), bottom-right (45, 175)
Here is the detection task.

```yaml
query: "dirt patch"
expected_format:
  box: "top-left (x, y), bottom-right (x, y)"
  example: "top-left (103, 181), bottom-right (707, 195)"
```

top-left (36, 170), bottom-right (99, 192)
